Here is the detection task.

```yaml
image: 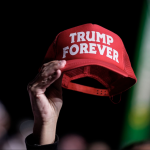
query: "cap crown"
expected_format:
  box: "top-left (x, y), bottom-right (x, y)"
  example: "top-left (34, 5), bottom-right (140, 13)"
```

top-left (42, 23), bottom-right (137, 96)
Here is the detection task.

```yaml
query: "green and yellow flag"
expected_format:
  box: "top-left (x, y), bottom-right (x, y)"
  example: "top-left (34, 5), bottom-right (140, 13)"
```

top-left (120, 0), bottom-right (150, 149)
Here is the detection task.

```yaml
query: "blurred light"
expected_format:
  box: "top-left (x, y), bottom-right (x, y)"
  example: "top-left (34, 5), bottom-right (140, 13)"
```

top-left (19, 119), bottom-right (34, 139)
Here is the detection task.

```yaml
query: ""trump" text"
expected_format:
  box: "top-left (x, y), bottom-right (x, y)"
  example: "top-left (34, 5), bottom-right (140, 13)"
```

top-left (62, 31), bottom-right (119, 63)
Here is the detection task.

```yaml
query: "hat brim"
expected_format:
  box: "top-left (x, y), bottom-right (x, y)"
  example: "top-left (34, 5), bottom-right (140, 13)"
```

top-left (60, 59), bottom-right (136, 96)
top-left (61, 58), bottom-right (128, 77)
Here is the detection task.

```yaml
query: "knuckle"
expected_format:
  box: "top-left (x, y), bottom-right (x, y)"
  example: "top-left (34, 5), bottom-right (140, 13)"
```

top-left (27, 83), bottom-right (32, 91)
top-left (43, 63), bottom-right (47, 67)
top-left (41, 65), bottom-right (46, 72)
top-left (40, 61), bottom-right (60, 77)
top-left (50, 61), bottom-right (59, 66)
top-left (41, 68), bottom-right (46, 74)
top-left (30, 86), bottom-right (36, 93)
top-left (53, 63), bottom-right (60, 70)
top-left (43, 61), bottom-right (57, 67)
top-left (27, 83), bottom-right (35, 92)
top-left (41, 60), bottom-right (59, 69)
top-left (41, 72), bottom-right (48, 78)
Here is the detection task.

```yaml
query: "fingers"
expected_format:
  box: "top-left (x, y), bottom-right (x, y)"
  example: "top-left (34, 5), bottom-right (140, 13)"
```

top-left (51, 70), bottom-right (63, 90)
top-left (41, 69), bottom-right (62, 89)
top-left (39, 60), bottom-right (66, 87)
top-left (27, 60), bottom-right (66, 95)
top-left (41, 60), bottom-right (66, 76)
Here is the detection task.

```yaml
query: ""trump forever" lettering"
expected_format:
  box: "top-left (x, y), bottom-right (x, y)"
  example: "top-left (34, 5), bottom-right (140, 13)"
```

top-left (62, 31), bottom-right (119, 63)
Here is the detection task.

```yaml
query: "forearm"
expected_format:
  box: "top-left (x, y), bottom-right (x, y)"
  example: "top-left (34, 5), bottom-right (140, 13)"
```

top-left (33, 120), bottom-right (57, 145)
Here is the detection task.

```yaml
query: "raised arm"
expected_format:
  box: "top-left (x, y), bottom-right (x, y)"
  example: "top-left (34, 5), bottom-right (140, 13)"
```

top-left (26, 60), bottom-right (66, 148)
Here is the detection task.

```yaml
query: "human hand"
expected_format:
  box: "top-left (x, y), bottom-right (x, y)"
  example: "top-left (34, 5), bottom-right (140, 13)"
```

top-left (27, 60), bottom-right (66, 145)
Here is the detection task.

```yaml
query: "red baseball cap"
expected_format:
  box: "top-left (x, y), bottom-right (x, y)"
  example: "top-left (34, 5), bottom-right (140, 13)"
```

top-left (41, 23), bottom-right (137, 97)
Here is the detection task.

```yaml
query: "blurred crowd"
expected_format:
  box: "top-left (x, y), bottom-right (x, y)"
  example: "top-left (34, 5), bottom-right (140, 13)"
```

top-left (0, 100), bottom-right (34, 150)
top-left (57, 134), bottom-right (111, 150)
top-left (0, 99), bottom-right (150, 150)
top-left (0, 100), bottom-right (111, 150)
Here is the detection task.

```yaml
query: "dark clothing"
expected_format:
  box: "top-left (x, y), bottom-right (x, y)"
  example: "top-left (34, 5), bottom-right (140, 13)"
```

top-left (25, 133), bottom-right (58, 150)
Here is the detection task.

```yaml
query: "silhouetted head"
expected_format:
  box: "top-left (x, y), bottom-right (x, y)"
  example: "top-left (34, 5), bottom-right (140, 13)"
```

top-left (58, 134), bottom-right (87, 150)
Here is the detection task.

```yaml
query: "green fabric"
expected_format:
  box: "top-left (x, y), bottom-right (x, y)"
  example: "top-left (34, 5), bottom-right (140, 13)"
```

top-left (120, 0), bottom-right (150, 149)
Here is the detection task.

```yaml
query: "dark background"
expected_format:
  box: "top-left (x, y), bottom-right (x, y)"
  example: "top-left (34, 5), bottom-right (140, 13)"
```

top-left (0, 1), bottom-right (143, 149)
